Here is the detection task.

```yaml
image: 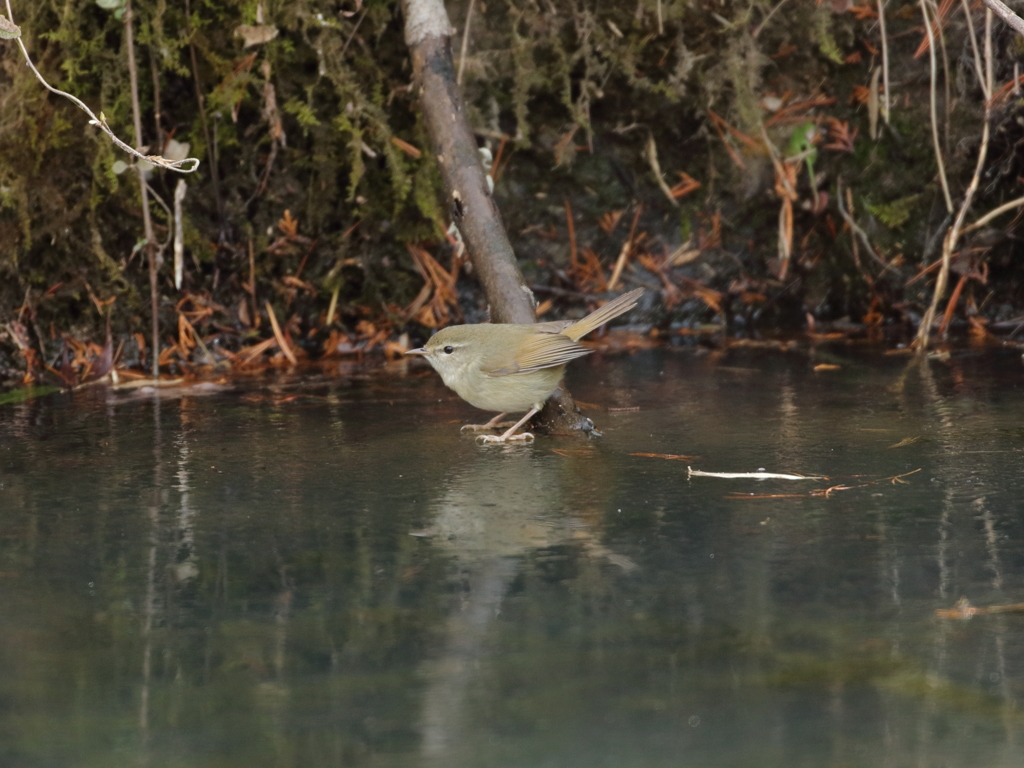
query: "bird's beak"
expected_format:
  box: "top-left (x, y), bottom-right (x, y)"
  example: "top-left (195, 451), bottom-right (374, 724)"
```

top-left (405, 347), bottom-right (429, 356)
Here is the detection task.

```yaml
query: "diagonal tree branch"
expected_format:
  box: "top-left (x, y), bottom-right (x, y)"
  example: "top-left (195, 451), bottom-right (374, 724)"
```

top-left (979, 0), bottom-right (1024, 36)
top-left (401, 0), bottom-right (594, 436)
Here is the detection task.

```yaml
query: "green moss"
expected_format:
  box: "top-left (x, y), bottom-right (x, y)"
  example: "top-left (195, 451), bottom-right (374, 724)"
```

top-left (725, 35), bottom-right (766, 136)
top-left (509, 4), bottom-right (540, 146)
top-left (866, 195), bottom-right (921, 229)
top-left (413, 161), bottom-right (446, 239)
top-left (284, 95), bottom-right (321, 130)
top-left (334, 110), bottom-right (365, 203)
top-left (89, 133), bottom-right (120, 208)
top-left (813, 4), bottom-right (844, 65)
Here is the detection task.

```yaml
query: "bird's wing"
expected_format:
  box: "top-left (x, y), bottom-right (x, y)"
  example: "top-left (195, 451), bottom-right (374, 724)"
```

top-left (484, 332), bottom-right (591, 377)
top-left (529, 320), bottom-right (573, 334)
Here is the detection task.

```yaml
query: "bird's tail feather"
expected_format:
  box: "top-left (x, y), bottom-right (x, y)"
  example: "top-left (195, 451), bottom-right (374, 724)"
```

top-left (562, 288), bottom-right (643, 341)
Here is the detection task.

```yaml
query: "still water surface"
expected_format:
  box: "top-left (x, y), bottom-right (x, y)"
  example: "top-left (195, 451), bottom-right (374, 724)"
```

top-left (2, 346), bottom-right (1024, 767)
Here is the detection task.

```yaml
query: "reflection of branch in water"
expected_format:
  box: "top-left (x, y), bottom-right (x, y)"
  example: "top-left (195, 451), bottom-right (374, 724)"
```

top-left (139, 398), bottom-right (163, 755)
top-left (418, 450), bottom-right (635, 761)
top-left (912, 354), bottom-right (1005, 758)
top-left (417, 454), bottom-right (558, 761)
top-left (256, 550), bottom-right (295, 763)
top-left (975, 497), bottom-right (1017, 746)
top-left (139, 523), bottom-right (157, 738)
top-left (420, 557), bottom-right (518, 760)
top-left (174, 430), bottom-right (198, 581)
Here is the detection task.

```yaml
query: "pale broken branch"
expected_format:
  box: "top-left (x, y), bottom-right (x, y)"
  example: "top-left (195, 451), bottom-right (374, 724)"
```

top-left (265, 301), bottom-right (297, 366)
top-left (978, 0), bottom-right (1024, 36)
top-left (687, 467), bottom-right (827, 480)
top-left (645, 133), bottom-right (679, 208)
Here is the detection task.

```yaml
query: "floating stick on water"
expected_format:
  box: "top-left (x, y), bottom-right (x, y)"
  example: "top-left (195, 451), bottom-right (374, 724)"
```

top-left (687, 467), bottom-right (826, 481)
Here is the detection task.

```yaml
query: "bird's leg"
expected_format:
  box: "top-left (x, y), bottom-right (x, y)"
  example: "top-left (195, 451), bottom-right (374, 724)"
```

top-left (460, 412), bottom-right (513, 433)
top-left (477, 407), bottom-right (539, 444)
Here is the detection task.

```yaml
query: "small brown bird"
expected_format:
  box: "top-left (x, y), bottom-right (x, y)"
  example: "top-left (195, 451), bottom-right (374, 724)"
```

top-left (406, 288), bottom-right (643, 443)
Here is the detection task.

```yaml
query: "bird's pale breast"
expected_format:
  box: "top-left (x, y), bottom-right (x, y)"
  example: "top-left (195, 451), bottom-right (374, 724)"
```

top-left (442, 361), bottom-right (565, 413)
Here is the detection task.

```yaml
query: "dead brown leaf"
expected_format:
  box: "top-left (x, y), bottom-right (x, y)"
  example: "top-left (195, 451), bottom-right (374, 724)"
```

top-left (278, 210), bottom-right (299, 239)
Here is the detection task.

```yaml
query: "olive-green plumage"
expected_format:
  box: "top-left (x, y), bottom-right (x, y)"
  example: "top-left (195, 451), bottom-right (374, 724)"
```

top-left (407, 288), bottom-right (642, 442)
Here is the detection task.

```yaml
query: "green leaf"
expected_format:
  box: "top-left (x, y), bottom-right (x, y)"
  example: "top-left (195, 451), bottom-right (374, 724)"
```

top-left (96, 0), bottom-right (124, 8)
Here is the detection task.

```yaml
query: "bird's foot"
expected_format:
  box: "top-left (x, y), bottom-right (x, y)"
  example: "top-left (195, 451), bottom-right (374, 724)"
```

top-left (476, 431), bottom-right (535, 444)
top-left (460, 412), bottom-right (510, 433)
top-left (460, 421), bottom-right (516, 433)
top-left (474, 407), bottom-right (539, 444)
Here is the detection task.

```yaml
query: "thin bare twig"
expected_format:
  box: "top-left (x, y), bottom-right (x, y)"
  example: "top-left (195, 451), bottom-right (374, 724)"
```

top-left (265, 301), bottom-right (297, 366)
top-left (758, 124), bottom-right (793, 197)
top-left (608, 204), bottom-right (643, 290)
top-left (248, 238), bottom-right (258, 327)
top-left (845, 186), bottom-right (862, 269)
top-left (917, 9), bottom-right (993, 348)
top-left (878, 0), bottom-right (891, 123)
top-left (836, 178), bottom-right (893, 272)
top-left (933, 0), bottom-right (952, 154)
top-left (143, 179), bottom-right (174, 245)
top-left (456, 0), bottom-right (475, 85)
top-left (920, 0), bottom-right (954, 212)
top-left (148, 46), bottom-right (163, 151)
top-left (869, 66), bottom-right (882, 140)
top-left (759, 124), bottom-right (797, 270)
top-left (124, 0), bottom-right (161, 378)
top-left (752, 0), bottom-right (795, 38)
top-left (564, 198), bottom-right (578, 272)
top-left (961, 0), bottom-right (988, 97)
top-left (3, 1), bottom-right (198, 173)
top-left (962, 194), bottom-right (1024, 233)
top-left (340, 7), bottom-right (368, 58)
top-left (645, 133), bottom-right (679, 208)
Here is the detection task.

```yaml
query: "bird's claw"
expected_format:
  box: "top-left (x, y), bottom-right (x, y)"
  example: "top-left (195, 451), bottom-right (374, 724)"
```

top-left (476, 432), bottom-right (535, 444)
top-left (460, 421), bottom-right (516, 433)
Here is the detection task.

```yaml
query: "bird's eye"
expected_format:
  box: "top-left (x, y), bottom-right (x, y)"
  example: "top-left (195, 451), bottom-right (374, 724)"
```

top-left (443, 346), bottom-right (454, 355)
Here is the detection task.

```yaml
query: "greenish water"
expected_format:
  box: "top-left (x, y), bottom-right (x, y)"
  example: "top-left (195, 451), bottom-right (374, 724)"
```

top-left (2, 346), bottom-right (1024, 767)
